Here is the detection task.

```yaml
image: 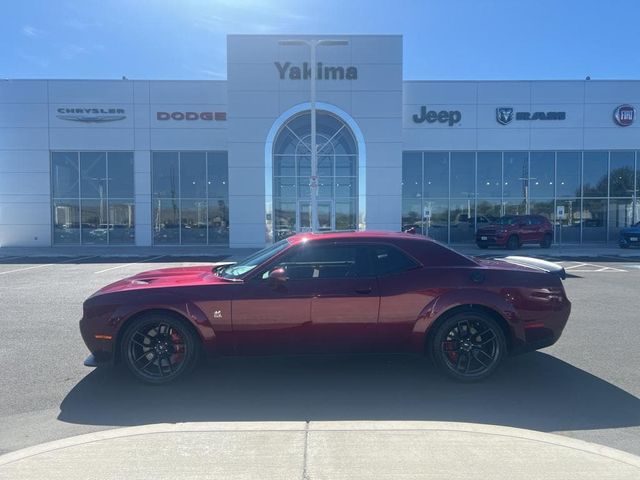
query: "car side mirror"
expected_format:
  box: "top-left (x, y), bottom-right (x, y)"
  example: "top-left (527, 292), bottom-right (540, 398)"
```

top-left (268, 267), bottom-right (288, 288)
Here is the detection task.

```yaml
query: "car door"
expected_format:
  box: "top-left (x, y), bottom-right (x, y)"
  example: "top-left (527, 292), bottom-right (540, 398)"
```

top-left (299, 242), bottom-right (380, 353)
top-left (373, 244), bottom-right (429, 352)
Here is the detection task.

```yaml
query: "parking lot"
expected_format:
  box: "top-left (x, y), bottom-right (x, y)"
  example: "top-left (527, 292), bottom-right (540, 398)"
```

top-left (0, 253), bottom-right (639, 457)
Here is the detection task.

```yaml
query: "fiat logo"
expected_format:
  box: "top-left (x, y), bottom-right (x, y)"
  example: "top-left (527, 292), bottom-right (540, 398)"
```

top-left (613, 104), bottom-right (635, 126)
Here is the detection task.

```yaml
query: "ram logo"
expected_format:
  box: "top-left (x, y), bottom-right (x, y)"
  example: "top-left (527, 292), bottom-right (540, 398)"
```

top-left (496, 107), bottom-right (514, 125)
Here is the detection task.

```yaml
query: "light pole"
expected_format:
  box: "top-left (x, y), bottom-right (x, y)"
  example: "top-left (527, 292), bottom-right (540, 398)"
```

top-left (279, 38), bottom-right (348, 232)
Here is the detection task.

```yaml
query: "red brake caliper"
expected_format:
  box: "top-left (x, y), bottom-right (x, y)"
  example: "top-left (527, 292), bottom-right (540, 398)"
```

top-left (442, 341), bottom-right (458, 362)
top-left (170, 330), bottom-right (185, 364)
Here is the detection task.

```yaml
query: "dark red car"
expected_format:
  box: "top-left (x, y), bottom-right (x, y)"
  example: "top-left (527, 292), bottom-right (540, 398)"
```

top-left (476, 215), bottom-right (553, 250)
top-left (80, 231), bottom-right (571, 384)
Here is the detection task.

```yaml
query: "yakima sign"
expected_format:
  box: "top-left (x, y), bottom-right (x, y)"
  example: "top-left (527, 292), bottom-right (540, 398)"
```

top-left (412, 106), bottom-right (462, 126)
top-left (56, 107), bottom-right (126, 123)
top-left (275, 62), bottom-right (357, 80)
top-left (156, 111), bottom-right (227, 121)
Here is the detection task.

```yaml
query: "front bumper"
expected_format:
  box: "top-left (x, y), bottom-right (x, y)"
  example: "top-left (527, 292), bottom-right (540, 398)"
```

top-left (476, 234), bottom-right (507, 246)
top-left (619, 234), bottom-right (640, 248)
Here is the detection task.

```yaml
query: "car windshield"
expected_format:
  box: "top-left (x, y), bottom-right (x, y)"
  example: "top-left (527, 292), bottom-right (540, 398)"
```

top-left (217, 239), bottom-right (290, 279)
top-left (495, 216), bottom-right (518, 225)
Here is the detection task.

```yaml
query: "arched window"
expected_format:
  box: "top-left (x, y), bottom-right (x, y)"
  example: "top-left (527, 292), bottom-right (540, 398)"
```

top-left (271, 110), bottom-right (359, 241)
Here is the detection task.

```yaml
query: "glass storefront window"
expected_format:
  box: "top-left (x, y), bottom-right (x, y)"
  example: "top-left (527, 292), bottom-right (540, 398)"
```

top-left (583, 151), bottom-right (608, 197)
top-left (477, 152), bottom-right (501, 198)
top-left (152, 151), bottom-right (229, 245)
top-left (402, 150), bottom-right (638, 245)
top-left (423, 152), bottom-right (449, 198)
top-left (556, 152), bottom-right (581, 198)
top-left (529, 152), bottom-right (555, 198)
top-left (503, 152), bottom-right (528, 200)
top-left (609, 151), bottom-right (635, 198)
top-left (402, 152), bottom-right (422, 198)
top-left (450, 152), bottom-right (475, 199)
top-left (51, 151), bottom-right (134, 245)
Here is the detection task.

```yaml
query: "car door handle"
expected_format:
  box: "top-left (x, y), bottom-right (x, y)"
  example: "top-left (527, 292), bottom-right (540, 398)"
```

top-left (355, 286), bottom-right (373, 294)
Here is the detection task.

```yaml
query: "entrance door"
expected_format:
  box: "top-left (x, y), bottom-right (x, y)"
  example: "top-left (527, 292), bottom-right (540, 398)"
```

top-left (298, 200), bottom-right (334, 232)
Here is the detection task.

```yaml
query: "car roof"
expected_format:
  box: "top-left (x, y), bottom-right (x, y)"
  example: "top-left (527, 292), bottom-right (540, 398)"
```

top-left (283, 231), bottom-right (477, 267)
top-left (285, 230), bottom-right (426, 245)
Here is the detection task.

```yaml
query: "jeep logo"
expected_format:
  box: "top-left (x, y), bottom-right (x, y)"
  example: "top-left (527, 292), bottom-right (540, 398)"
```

top-left (412, 106), bottom-right (462, 126)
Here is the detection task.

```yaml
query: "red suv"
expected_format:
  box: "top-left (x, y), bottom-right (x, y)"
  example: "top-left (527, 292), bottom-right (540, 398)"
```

top-left (476, 215), bottom-right (553, 249)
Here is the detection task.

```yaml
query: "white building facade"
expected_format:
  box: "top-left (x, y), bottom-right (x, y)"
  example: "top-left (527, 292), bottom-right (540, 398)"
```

top-left (1, 34), bottom-right (638, 248)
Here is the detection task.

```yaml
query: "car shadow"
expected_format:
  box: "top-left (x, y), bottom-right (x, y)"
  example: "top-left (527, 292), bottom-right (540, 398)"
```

top-left (58, 352), bottom-right (640, 433)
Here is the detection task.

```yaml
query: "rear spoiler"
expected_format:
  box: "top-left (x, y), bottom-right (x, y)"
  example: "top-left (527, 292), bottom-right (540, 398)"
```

top-left (501, 256), bottom-right (566, 280)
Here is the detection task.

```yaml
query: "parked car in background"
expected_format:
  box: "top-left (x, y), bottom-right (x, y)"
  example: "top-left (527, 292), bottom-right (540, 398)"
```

top-left (476, 215), bottom-right (553, 250)
top-left (619, 221), bottom-right (640, 248)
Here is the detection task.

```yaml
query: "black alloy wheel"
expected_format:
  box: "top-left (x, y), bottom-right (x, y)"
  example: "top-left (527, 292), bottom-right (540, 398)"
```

top-left (431, 312), bottom-right (506, 381)
top-left (540, 233), bottom-right (552, 248)
top-left (121, 313), bottom-right (200, 384)
top-left (506, 235), bottom-right (520, 250)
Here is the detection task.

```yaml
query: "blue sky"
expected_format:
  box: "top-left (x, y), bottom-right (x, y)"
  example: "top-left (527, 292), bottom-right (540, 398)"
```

top-left (2, 0), bottom-right (639, 80)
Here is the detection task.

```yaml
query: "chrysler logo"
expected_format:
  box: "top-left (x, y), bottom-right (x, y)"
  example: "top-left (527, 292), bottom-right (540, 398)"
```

top-left (56, 108), bottom-right (126, 123)
top-left (614, 104), bottom-right (635, 126)
top-left (496, 107), bottom-right (514, 125)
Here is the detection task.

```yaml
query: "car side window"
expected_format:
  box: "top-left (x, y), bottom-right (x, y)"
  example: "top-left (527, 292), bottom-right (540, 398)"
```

top-left (369, 245), bottom-right (420, 276)
top-left (272, 243), bottom-right (372, 280)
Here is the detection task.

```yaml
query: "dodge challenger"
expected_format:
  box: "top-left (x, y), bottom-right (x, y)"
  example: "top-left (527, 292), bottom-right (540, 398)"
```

top-left (80, 231), bottom-right (571, 384)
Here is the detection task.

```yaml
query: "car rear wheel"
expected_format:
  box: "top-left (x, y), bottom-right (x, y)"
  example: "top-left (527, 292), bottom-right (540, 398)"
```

top-left (540, 233), bottom-right (552, 248)
top-left (506, 235), bottom-right (520, 250)
top-left (120, 313), bottom-right (200, 384)
top-left (431, 311), bottom-right (506, 382)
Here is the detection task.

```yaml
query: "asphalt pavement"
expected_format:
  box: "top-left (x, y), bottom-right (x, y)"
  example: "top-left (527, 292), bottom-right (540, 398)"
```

top-left (0, 250), bottom-right (639, 468)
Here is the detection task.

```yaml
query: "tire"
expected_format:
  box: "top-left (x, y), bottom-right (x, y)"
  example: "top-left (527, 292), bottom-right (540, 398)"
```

top-left (506, 235), bottom-right (520, 250)
top-left (477, 243), bottom-right (489, 249)
top-left (430, 311), bottom-right (506, 382)
top-left (540, 233), bottom-right (552, 249)
top-left (120, 312), bottom-right (200, 384)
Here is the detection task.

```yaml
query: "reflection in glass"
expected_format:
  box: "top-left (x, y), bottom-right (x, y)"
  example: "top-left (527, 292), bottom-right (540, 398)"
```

top-left (402, 152), bottom-right (422, 198)
top-left (450, 152), bottom-right (475, 198)
top-left (180, 152), bottom-right (207, 198)
top-left (608, 198), bottom-right (635, 241)
top-left (153, 198), bottom-right (180, 244)
top-left (609, 151), bottom-right (634, 198)
top-left (53, 199), bottom-right (80, 244)
top-left (476, 199), bottom-right (501, 223)
top-left (583, 152), bottom-right (608, 197)
top-left (556, 199), bottom-right (580, 244)
top-left (52, 151), bottom-right (134, 245)
top-left (274, 200), bottom-right (296, 241)
top-left (81, 198), bottom-right (108, 245)
top-left (208, 153), bottom-right (229, 198)
top-left (109, 199), bottom-right (135, 244)
top-left (423, 199), bottom-right (448, 243)
top-left (80, 152), bottom-right (107, 198)
top-left (51, 152), bottom-right (79, 198)
top-left (503, 151), bottom-right (528, 200)
top-left (556, 152), bottom-right (581, 198)
top-left (450, 198), bottom-right (475, 243)
top-left (582, 198), bottom-right (606, 242)
top-left (423, 152), bottom-right (449, 198)
top-left (208, 199), bottom-right (229, 245)
top-left (335, 199), bottom-right (357, 230)
top-left (180, 199), bottom-right (208, 244)
top-left (152, 152), bottom-right (179, 199)
top-left (529, 152), bottom-right (555, 198)
top-left (477, 152), bottom-right (501, 197)
top-left (108, 152), bottom-right (134, 197)
top-left (401, 199), bottom-right (422, 232)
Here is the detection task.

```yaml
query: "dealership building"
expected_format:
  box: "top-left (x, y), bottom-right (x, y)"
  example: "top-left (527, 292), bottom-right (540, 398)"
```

top-left (1, 34), bottom-right (639, 248)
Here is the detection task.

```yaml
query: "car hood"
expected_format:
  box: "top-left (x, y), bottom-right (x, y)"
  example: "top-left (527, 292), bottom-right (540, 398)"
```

top-left (92, 262), bottom-right (237, 296)
top-left (620, 226), bottom-right (640, 234)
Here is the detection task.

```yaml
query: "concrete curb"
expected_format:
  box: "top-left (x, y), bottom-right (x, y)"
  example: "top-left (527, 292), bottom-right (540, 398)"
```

top-left (1, 421), bottom-right (639, 469)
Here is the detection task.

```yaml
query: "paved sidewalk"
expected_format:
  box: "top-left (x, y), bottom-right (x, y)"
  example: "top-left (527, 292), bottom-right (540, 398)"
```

top-left (0, 421), bottom-right (638, 480)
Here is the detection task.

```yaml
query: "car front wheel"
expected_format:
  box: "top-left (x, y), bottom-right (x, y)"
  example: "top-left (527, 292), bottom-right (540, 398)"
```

top-left (120, 313), bottom-right (200, 384)
top-left (431, 311), bottom-right (506, 382)
top-left (506, 235), bottom-right (520, 250)
top-left (540, 233), bottom-right (552, 248)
